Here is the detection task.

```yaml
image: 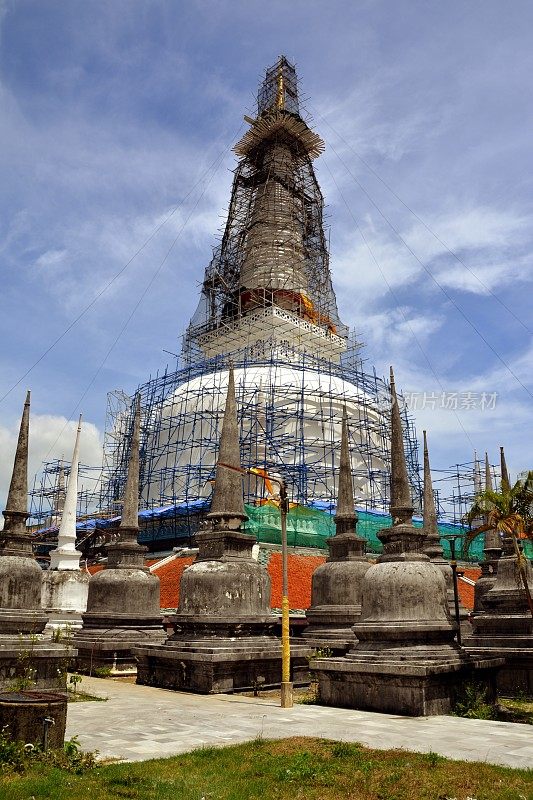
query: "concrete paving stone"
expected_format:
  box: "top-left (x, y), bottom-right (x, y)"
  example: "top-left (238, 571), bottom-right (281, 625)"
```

top-left (65, 676), bottom-right (533, 768)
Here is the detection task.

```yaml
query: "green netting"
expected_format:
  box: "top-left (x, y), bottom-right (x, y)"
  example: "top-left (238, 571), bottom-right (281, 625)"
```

top-left (244, 503), bottom-right (334, 550)
top-left (243, 502), bottom-right (533, 563)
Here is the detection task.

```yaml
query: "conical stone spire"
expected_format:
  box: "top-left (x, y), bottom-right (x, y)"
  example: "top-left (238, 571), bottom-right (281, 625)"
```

top-left (473, 452), bottom-right (482, 496)
top-left (421, 431), bottom-right (465, 623)
top-left (120, 395), bottom-right (141, 536)
top-left (207, 367), bottom-right (247, 529)
top-left (55, 461), bottom-right (66, 519)
top-left (422, 430), bottom-right (443, 560)
top-left (376, 367), bottom-right (425, 557)
top-left (485, 452), bottom-right (492, 493)
top-left (1, 391), bottom-right (32, 557)
top-left (0, 391), bottom-right (49, 635)
top-left (106, 395), bottom-right (147, 569)
top-left (49, 416), bottom-right (83, 570)
top-left (313, 371), bottom-right (469, 716)
top-left (76, 392), bottom-right (163, 672)
top-left (389, 367), bottom-right (414, 527)
top-left (335, 408), bottom-right (358, 534)
top-left (328, 408), bottom-right (365, 561)
top-left (484, 452), bottom-right (501, 553)
top-left (500, 446), bottom-right (510, 492)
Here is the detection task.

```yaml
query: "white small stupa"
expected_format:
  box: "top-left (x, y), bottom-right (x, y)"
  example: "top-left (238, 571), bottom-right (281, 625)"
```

top-left (41, 416), bottom-right (89, 632)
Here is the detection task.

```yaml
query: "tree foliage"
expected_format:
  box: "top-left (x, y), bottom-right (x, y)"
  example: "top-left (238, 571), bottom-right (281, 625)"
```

top-left (463, 470), bottom-right (533, 554)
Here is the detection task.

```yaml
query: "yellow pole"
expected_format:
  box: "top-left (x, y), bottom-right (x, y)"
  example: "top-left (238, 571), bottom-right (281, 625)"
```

top-left (279, 481), bottom-right (293, 708)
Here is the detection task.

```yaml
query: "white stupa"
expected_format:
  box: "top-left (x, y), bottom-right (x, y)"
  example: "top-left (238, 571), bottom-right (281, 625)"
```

top-left (41, 416), bottom-right (89, 632)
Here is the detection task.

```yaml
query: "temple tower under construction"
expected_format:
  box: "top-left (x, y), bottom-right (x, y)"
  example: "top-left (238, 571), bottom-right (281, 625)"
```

top-left (100, 57), bottom-right (421, 543)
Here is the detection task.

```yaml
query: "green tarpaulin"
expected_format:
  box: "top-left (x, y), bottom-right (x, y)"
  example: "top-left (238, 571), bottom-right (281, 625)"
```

top-left (243, 502), bottom-right (533, 562)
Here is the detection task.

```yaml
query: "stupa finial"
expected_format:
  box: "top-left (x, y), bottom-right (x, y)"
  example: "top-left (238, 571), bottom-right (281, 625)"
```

top-left (485, 452), bottom-right (492, 492)
top-left (335, 407), bottom-right (358, 534)
top-left (389, 367), bottom-right (413, 525)
top-left (2, 390), bottom-right (31, 538)
top-left (49, 415), bottom-right (83, 570)
top-left (120, 395), bottom-right (141, 533)
top-left (208, 367), bottom-right (247, 528)
top-left (500, 446), bottom-right (510, 492)
top-left (422, 430), bottom-right (442, 558)
top-left (473, 452), bottom-right (482, 495)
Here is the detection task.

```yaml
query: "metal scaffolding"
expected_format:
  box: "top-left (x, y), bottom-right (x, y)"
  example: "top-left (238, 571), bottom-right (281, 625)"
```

top-left (31, 56), bottom-right (427, 550)
top-left (96, 348), bottom-right (422, 537)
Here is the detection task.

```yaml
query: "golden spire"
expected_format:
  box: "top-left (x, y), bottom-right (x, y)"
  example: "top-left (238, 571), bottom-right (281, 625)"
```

top-left (275, 58), bottom-right (285, 110)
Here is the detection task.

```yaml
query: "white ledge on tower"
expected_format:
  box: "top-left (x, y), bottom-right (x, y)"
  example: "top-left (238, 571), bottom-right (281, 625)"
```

top-left (198, 305), bottom-right (347, 362)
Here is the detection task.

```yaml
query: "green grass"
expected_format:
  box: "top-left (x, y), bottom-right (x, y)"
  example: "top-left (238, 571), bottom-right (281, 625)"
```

top-left (498, 697), bottom-right (533, 725)
top-left (67, 689), bottom-right (106, 703)
top-left (1, 737), bottom-right (533, 800)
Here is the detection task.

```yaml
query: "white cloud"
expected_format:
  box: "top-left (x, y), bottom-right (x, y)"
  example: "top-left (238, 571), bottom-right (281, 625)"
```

top-left (329, 201), bottom-right (533, 315)
top-left (0, 414), bottom-right (103, 530)
top-left (355, 307), bottom-right (444, 358)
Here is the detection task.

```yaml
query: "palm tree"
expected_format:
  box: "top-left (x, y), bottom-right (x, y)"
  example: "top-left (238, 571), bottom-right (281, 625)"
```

top-left (464, 469), bottom-right (533, 617)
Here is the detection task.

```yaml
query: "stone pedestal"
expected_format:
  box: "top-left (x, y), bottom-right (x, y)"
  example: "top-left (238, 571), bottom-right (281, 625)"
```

top-left (0, 550), bottom-right (74, 692)
top-left (312, 542), bottom-right (503, 715)
top-left (312, 385), bottom-right (502, 716)
top-left (473, 545), bottom-right (501, 612)
top-left (0, 636), bottom-right (74, 693)
top-left (41, 570), bottom-right (90, 633)
top-left (303, 538), bottom-right (370, 654)
top-left (74, 564), bottom-right (165, 675)
top-left (136, 527), bottom-right (311, 693)
top-left (465, 539), bottom-right (533, 696)
top-left (74, 398), bottom-right (165, 674)
top-left (0, 393), bottom-right (74, 692)
top-left (315, 657), bottom-right (501, 716)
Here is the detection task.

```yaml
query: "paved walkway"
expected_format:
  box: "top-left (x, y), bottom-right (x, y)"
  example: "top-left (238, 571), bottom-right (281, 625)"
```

top-left (66, 676), bottom-right (533, 768)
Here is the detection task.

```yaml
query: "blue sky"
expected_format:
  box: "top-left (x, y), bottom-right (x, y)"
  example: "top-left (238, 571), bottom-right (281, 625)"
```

top-left (1, 0), bottom-right (532, 512)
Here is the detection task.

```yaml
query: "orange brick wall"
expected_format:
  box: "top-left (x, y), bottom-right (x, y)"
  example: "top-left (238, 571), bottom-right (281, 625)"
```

top-left (86, 555), bottom-right (481, 612)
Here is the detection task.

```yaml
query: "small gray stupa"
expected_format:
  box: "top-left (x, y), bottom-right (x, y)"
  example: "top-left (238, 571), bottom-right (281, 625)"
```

top-left (303, 409), bottom-right (370, 654)
top-left (311, 368), bottom-right (502, 716)
top-left (465, 446), bottom-right (533, 695)
top-left (422, 430), bottom-right (469, 636)
top-left (0, 392), bottom-right (71, 691)
top-left (74, 396), bottom-right (164, 674)
top-left (136, 367), bottom-right (311, 693)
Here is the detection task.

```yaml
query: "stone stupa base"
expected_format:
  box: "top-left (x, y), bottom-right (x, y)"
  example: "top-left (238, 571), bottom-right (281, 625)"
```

top-left (465, 614), bottom-right (533, 696)
top-left (73, 618), bottom-right (166, 676)
top-left (44, 611), bottom-right (84, 635)
top-left (302, 607), bottom-right (360, 656)
top-left (42, 571), bottom-right (90, 636)
top-left (311, 653), bottom-right (503, 716)
top-left (0, 634), bottom-right (75, 693)
top-left (136, 627), bottom-right (313, 694)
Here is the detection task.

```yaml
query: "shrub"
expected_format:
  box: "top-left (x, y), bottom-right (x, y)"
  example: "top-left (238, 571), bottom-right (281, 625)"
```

top-left (453, 682), bottom-right (496, 720)
top-left (0, 728), bottom-right (96, 775)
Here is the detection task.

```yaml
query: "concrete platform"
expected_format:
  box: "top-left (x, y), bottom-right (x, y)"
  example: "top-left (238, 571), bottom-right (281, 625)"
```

top-left (65, 676), bottom-right (533, 768)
